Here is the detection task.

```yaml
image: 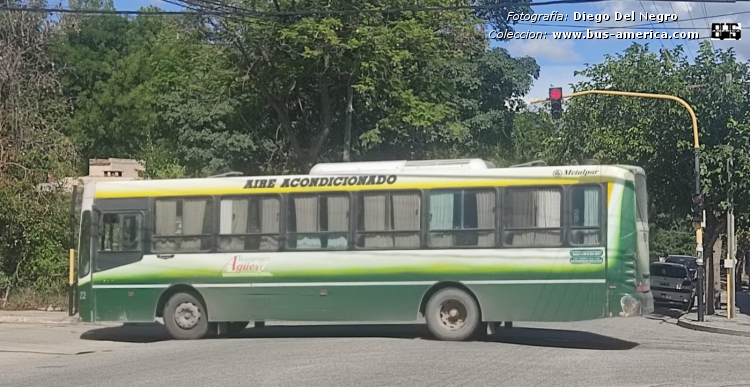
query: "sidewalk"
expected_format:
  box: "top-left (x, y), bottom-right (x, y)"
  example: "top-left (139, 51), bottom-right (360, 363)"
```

top-left (0, 310), bottom-right (81, 325)
top-left (677, 291), bottom-right (750, 337)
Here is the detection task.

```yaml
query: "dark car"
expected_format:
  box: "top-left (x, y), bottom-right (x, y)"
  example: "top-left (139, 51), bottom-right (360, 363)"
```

top-left (664, 255), bottom-right (698, 280)
top-left (650, 262), bottom-right (695, 311)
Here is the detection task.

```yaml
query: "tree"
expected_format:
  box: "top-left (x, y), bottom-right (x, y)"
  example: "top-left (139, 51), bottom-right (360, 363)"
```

top-left (178, 0), bottom-right (540, 171)
top-left (0, 0), bottom-right (76, 307)
top-left (51, 4), bottom-right (266, 177)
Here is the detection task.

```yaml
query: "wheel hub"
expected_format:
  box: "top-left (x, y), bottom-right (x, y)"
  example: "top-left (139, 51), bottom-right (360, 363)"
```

top-left (439, 299), bottom-right (467, 330)
top-left (174, 301), bottom-right (201, 329)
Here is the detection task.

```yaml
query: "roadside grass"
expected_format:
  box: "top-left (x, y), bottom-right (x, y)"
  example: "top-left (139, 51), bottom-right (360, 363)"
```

top-left (3, 287), bottom-right (68, 311)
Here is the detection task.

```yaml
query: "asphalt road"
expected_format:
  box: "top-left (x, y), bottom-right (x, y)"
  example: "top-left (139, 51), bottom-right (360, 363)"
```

top-left (2, 309), bottom-right (750, 387)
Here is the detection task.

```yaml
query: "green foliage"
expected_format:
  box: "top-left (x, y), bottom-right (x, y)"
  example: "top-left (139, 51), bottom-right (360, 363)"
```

top-left (649, 218), bottom-right (696, 261)
top-left (139, 138), bottom-right (186, 180)
top-left (185, 0), bottom-right (540, 170)
top-left (0, 1), bottom-right (77, 307)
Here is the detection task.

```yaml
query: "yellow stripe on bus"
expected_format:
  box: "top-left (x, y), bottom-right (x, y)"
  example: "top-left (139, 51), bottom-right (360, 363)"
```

top-left (94, 177), bottom-right (618, 199)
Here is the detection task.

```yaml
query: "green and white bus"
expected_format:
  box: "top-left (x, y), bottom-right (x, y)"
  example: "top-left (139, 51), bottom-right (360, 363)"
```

top-left (74, 159), bottom-right (653, 340)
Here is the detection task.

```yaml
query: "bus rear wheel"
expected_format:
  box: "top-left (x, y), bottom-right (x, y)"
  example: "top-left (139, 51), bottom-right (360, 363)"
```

top-left (164, 292), bottom-right (209, 340)
top-left (425, 288), bottom-right (480, 341)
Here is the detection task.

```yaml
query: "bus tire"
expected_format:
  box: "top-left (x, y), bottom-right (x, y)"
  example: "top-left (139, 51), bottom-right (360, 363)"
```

top-left (425, 288), bottom-right (480, 341)
top-left (163, 292), bottom-right (209, 340)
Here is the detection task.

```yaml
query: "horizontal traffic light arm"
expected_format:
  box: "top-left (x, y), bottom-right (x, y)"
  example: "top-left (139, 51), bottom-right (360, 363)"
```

top-left (528, 89), bottom-right (698, 149)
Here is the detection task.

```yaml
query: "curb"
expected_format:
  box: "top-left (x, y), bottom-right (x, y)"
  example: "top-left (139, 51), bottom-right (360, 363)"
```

top-left (0, 316), bottom-right (81, 325)
top-left (677, 317), bottom-right (750, 337)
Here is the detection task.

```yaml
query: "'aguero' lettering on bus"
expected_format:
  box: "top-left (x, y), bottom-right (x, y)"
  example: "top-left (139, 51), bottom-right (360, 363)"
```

top-left (243, 175), bottom-right (398, 189)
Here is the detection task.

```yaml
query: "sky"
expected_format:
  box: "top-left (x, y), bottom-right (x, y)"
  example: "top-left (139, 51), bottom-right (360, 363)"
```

top-left (113, 0), bottom-right (749, 102)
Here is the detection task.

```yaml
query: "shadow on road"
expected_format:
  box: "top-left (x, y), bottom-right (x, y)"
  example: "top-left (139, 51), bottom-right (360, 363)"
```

top-left (487, 327), bottom-right (638, 350)
top-left (80, 323), bottom-right (637, 350)
top-left (232, 323), bottom-right (429, 340)
top-left (80, 323), bottom-right (428, 343)
top-left (81, 324), bottom-right (172, 343)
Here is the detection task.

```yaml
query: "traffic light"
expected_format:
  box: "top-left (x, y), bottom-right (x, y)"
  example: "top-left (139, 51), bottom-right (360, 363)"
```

top-left (549, 87), bottom-right (563, 119)
top-left (692, 194), bottom-right (704, 224)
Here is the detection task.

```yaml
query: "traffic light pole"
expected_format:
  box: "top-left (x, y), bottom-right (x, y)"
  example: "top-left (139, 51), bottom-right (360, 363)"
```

top-left (530, 89), bottom-right (704, 321)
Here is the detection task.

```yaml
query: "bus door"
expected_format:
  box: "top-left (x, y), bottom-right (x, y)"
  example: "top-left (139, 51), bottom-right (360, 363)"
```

top-left (77, 208), bottom-right (97, 322)
top-left (92, 209), bottom-right (146, 321)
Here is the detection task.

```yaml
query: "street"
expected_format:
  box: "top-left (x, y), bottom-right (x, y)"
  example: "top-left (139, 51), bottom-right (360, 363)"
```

top-left (2, 309), bottom-right (750, 387)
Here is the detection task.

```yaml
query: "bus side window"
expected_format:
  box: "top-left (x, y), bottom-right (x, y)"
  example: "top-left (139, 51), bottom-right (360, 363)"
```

top-left (503, 187), bottom-right (562, 247)
top-left (99, 213), bottom-right (142, 252)
top-left (569, 185), bottom-right (602, 246)
top-left (286, 193), bottom-right (350, 250)
top-left (356, 191), bottom-right (421, 249)
top-left (153, 198), bottom-right (213, 253)
top-left (427, 189), bottom-right (495, 248)
top-left (218, 196), bottom-right (280, 252)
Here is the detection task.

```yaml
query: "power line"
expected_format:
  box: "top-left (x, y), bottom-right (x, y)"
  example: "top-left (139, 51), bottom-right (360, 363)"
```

top-left (682, 2), bottom-right (697, 61)
top-left (666, 1), bottom-right (683, 52)
top-left (655, 1), bottom-right (679, 50)
top-left (639, 0), bottom-right (670, 53)
top-left (700, 2), bottom-right (716, 51)
top-left (2, 0), bottom-right (749, 17)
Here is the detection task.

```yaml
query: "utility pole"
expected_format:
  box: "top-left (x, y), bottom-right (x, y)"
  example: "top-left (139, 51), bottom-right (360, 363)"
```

top-left (690, 73), bottom-right (735, 316)
top-left (726, 157), bottom-right (736, 318)
top-left (726, 76), bottom-right (735, 318)
top-left (529, 89), bottom-right (704, 320)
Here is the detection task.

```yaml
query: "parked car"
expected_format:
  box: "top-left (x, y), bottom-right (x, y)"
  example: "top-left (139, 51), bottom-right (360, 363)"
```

top-left (650, 262), bottom-right (696, 311)
top-left (664, 255), bottom-right (698, 280)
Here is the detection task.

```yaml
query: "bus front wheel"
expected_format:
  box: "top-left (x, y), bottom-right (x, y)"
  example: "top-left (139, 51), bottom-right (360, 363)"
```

top-left (163, 292), bottom-right (209, 340)
top-left (425, 288), bottom-right (480, 341)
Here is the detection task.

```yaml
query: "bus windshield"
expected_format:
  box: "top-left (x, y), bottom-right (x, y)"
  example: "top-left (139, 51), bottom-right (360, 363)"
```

top-left (635, 173), bottom-right (648, 223)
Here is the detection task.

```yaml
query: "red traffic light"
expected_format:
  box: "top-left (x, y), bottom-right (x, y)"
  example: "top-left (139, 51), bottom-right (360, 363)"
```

top-left (549, 88), bottom-right (563, 101)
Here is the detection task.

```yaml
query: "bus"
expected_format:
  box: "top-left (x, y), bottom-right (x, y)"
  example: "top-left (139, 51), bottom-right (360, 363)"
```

top-left (73, 158), bottom-right (653, 341)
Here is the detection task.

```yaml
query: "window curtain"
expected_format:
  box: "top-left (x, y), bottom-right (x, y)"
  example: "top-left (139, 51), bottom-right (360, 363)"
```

top-left (476, 191), bottom-right (495, 246)
top-left (259, 197), bottom-right (280, 250)
top-left (326, 196), bottom-right (348, 248)
top-left (392, 193), bottom-right (420, 248)
top-left (508, 190), bottom-right (534, 246)
top-left (363, 193), bottom-right (392, 248)
top-left (583, 188), bottom-right (600, 245)
top-left (534, 189), bottom-right (561, 245)
top-left (429, 192), bottom-right (454, 247)
top-left (583, 188), bottom-right (599, 226)
top-left (182, 199), bottom-right (207, 250)
top-left (294, 196), bottom-right (320, 248)
top-left (154, 200), bottom-right (177, 251)
top-left (219, 199), bottom-right (248, 251)
top-left (219, 200), bottom-right (234, 235)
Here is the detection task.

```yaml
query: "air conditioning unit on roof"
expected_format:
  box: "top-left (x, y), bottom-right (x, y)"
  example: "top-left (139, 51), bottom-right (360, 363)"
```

top-left (309, 159), bottom-right (494, 174)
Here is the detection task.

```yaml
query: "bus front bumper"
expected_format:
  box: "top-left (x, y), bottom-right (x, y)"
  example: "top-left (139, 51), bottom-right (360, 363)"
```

top-left (615, 291), bottom-right (654, 317)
